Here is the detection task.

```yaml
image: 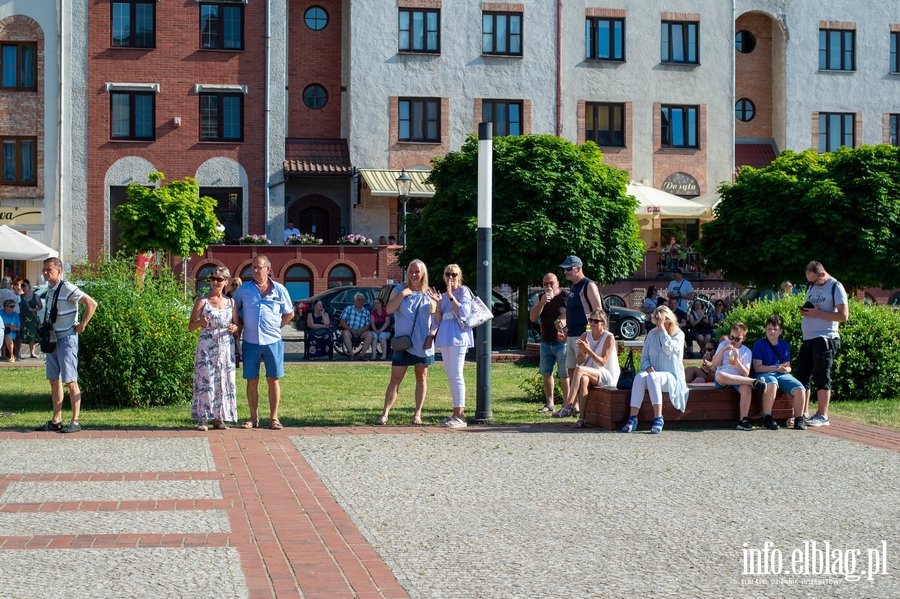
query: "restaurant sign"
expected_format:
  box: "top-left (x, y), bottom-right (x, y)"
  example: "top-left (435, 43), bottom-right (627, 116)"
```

top-left (661, 172), bottom-right (700, 197)
top-left (0, 206), bottom-right (41, 225)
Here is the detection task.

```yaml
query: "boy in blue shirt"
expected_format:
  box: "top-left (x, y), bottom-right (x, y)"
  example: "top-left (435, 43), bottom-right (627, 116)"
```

top-left (752, 315), bottom-right (807, 431)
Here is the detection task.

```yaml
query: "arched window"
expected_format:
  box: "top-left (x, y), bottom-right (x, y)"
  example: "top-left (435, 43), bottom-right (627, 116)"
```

top-left (328, 265), bottom-right (355, 288)
top-left (863, 293), bottom-right (876, 306)
top-left (240, 264), bottom-right (253, 280)
top-left (888, 292), bottom-right (900, 306)
top-left (196, 263), bottom-right (217, 296)
top-left (284, 265), bottom-right (313, 302)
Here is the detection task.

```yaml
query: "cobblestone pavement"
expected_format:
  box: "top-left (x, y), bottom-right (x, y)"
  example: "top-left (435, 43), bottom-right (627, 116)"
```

top-left (0, 421), bottom-right (898, 599)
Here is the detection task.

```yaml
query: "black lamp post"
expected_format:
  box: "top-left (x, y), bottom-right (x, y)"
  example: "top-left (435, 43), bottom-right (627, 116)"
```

top-left (395, 169), bottom-right (412, 246)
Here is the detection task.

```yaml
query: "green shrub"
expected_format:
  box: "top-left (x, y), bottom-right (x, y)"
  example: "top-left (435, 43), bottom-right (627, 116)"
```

top-left (722, 295), bottom-right (900, 403)
top-left (77, 257), bottom-right (198, 407)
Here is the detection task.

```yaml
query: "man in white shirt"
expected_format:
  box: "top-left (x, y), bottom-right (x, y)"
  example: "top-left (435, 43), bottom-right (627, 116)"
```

top-left (283, 221), bottom-right (300, 244)
top-left (666, 268), bottom-right (693, 313)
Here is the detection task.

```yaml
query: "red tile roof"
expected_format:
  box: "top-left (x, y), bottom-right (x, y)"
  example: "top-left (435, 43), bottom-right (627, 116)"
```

top-left (735, 143), bottom-right (777, 170)
top-left (284, 138), bottom-right (352, 176)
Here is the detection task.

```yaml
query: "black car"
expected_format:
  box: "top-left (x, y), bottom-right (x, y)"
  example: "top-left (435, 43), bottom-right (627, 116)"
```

top-left (525, 289), bottom-right (645, 341)
top-left (293, 286), bottom-right (384, 330)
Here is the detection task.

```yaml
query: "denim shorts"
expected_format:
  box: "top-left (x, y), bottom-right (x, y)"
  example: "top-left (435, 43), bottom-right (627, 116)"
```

top-left (242, 339), bottom-right (285, 379)
top-left (757, 372), bottom-right (804, 394)
top-left (46, 333), bottom-right (79, 384)
top-left (392, 350), bottom-right (435, 367)
top-left (714, 378), bottom-right (741, 392)
top-left (539, 341), bottom-right (567, 377)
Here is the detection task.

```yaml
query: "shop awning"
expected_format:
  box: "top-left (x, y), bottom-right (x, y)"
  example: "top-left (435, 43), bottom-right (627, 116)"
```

top-left (626, 182), bottom-right (709, 217)
top-left (359, 169), bottom-right (435, 197)
top-left (284, 139), bottom-right (352, 176)
top-left (0, 225), bottom-right (58, 260)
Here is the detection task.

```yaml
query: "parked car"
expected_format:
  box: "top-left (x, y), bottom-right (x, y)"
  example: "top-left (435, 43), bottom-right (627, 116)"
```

top-left (292, 286), bottom-right (384, 330)
top-left (524, 290), bottom-right (645, 341)
top-left (733, 285), bottom-right (804, 306)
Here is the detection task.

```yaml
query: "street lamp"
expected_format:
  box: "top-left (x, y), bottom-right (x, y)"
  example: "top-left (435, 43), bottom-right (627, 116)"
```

top-left (395, 169), bottom-right (412, 246)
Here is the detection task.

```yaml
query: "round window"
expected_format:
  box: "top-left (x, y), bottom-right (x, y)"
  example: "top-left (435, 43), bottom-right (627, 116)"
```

top-left (735, 30), bottom-right (756, 54)
top-left (735, 98), bottom-right (756, 122)
top-left (305, 7), bottom-right (328, 31)
top-left (303, 85), bottom-right (327, 110)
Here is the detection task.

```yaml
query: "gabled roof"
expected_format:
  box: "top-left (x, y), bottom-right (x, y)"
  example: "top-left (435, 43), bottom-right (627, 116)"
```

top-left (284, 138), bottom-right (352, 176)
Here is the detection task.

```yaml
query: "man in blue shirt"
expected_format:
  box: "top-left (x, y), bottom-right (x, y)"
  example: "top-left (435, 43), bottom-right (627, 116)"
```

top-left (752, 314), bottom-right (807, 431)
top-left (233, 255), bottom-right (295, 430)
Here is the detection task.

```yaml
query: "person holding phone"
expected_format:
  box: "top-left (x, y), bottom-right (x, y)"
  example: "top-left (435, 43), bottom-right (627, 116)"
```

top-left (795, 262), bottom-right (848, 427)
top-left (752, 314), bottom-right (807, 431)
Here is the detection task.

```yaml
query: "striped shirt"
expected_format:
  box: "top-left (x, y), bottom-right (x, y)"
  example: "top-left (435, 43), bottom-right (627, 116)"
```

top-left (47, 280), bottom-right (85, 338)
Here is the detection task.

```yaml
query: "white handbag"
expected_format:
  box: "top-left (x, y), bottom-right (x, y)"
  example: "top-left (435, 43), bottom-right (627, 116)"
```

top-left (458, 287), bottom-right (494, 330)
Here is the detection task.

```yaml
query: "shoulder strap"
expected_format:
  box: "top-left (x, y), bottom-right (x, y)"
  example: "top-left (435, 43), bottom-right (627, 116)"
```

top-left (765, 339), bottom-right (784, 363)
top-left (43, 284), bottom-right (62, 325)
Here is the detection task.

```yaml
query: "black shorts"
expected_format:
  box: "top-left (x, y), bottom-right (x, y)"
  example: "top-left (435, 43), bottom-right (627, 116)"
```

top-left (794, 337), bottom-right (840, 391)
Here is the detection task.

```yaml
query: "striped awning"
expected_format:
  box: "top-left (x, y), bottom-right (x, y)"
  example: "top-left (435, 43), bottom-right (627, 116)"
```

top-left (359, 169), bottom-right (435, 197)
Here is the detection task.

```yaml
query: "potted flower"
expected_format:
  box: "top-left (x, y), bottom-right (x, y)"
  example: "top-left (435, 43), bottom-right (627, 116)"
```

top-left (239, 234), bottom-right (272, 245)
top-left (286, 233), bottom-right (323, 246)
top-left (337, 233), bottom-right (373, 246)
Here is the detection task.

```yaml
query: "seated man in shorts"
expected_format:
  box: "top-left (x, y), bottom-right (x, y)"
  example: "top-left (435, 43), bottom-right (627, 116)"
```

top-left (708, 322), bottom-right (765, 431)
top-left (752, 314), bottom-right (807, 431)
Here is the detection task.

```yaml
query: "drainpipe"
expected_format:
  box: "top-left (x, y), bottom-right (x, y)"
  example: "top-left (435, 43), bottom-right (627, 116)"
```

top-left (556, 0), bottom-right (562, 137)
top-left (264, 0), bottom-right (272, 238)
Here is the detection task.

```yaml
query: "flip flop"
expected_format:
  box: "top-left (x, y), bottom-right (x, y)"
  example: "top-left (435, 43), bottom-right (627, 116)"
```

top-left (240, 419), bottom-right (259, 429)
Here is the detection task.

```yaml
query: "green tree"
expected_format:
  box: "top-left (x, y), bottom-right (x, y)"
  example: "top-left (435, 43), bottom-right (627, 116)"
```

top-left (114, 172), bottom-right (222, 257)
top-left (401, 134), bottom-right (643, 346)
top-left (697, 145), bottom-right (900, 291)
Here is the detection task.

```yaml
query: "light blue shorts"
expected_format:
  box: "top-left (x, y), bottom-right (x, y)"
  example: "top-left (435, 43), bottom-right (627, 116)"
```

top-left (757, 372), bottom-right (804, 394)
top-left (46, 333), bottom-right (79, 384)
top-left (242, 340), bottom-right (284, 380)
top-left (539, 341), bottom-right (567, 377)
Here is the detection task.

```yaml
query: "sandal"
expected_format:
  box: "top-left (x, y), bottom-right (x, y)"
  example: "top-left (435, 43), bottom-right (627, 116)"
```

top-left (212, 420), bottom-right (228, 430)
top-left (240, 419), bottom-right (259, 429)
top-left (551, 406), bottom-right (573, 418)
top-left (411, 415), bottom-right (423, 426)
top-left (621, 416), bottom-right (638, 433)
top-left (650, 417), bottom-right (664, 435)
top-left (374, 416), bottom-right (388, 426)
top-left (197, 421), bottom-right (209, 432)
top-left (537, 404), bottom-right (554, 414)
top-left (269, 418), bottom-right (284, 430)
top-left (571, 418), bottom-right (586, 429)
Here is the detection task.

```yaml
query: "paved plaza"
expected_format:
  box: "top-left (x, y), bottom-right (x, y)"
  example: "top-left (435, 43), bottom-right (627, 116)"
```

top-left (0, 421), bottom-right (898, 599)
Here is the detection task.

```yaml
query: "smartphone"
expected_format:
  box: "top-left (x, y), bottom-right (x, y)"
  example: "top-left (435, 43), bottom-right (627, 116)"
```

top-left (800, 301), bottom-right (815, 310)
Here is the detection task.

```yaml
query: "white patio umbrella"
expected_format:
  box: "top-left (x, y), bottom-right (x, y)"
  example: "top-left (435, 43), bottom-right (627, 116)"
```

top-left (626, 181), bottom-right (708, 217)
top-left (691, 190), bottom-right (722, 211)
top-left (0, 225), bottom-right (58, 260)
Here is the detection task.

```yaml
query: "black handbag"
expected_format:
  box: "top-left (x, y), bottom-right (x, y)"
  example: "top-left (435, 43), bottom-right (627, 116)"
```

top-left (616, 348), bottom-right (637, 390)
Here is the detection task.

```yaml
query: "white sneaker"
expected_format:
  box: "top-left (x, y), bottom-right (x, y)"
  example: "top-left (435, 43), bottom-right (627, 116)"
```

top-left (445, 417), bottom-right (468, 429)
top-left (805, 414), bottom-right (830, 427)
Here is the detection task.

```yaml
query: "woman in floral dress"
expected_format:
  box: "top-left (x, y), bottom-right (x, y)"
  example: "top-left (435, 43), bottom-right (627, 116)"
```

top-left (189, 266), bottom-right (239, 431)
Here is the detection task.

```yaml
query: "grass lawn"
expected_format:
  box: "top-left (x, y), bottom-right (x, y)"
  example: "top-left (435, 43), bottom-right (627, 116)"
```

top-left (0, 363), bottom-right (557, 430)
top-left (2, 363), bottom-right (897, 431)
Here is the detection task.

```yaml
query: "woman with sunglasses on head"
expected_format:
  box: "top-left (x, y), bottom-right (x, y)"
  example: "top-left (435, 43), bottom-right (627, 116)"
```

top-left (622, 305), bottom-right (689, 434)
top-left (377, 259), bottom-right (437, 426)
top-left (425, 264), bottom-right (474, 429)
top-left (553, 310), bottom-right (619, 429)
top-left (189, 266), bottom-right (240, 431)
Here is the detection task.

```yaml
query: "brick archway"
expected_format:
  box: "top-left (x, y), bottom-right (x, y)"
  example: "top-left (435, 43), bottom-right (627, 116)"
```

top-left (287, 194), bottom-right (341, 244)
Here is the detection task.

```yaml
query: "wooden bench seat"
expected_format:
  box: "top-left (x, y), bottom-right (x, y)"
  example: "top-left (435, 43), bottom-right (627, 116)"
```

top-left (583, 384), bottom-right (794, 430)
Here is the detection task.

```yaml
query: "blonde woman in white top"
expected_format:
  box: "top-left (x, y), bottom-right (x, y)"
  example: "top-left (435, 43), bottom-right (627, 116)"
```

top-left (553, 310), bottom-right (619, 429)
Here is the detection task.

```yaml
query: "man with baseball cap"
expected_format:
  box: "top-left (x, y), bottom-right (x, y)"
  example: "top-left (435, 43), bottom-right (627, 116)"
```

top-left (555, 256), bottom-right (603, 418)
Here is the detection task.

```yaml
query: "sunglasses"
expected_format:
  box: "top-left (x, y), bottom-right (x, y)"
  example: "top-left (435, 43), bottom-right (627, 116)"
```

top-left (588, 318), bottom-right (603, 324)
top-left (444, 272), bottom-right (458, 278)
top-left (728, 335), bottom-right (744, 343)
top-left (209, 277), bottom-right (226, 282)
top-left (563, 267), bottom-right (574, 272)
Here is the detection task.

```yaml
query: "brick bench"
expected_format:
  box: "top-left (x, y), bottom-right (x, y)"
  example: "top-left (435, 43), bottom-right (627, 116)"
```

top-left (583, 384), bottom-right (794, 430)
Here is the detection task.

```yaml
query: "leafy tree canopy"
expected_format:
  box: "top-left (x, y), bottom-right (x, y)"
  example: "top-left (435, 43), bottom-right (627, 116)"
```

top-left (400, 134), bottom-right (644, 289)
top-left (697, 145), bottom-right (900, 291)
top-left (114, 172), bottom-right (222, 257)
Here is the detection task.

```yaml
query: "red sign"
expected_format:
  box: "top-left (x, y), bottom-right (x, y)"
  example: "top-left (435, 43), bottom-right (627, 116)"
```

top-left (646, 206), bottom-right (661, 213)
